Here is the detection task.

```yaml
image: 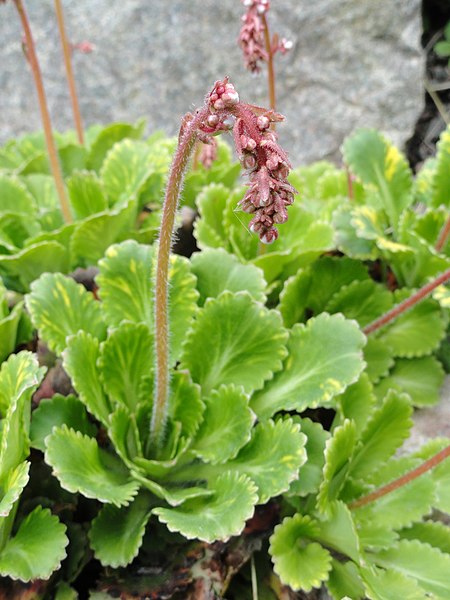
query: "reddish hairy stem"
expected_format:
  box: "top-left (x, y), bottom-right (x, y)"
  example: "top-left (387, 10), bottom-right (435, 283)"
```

top-left (13, 0), bottom-right (72, 223)
top-left (150, 107), bottom-right (208, 450)
top-left (363, 267), bottom-right (450, 335)
top-left (435, 215), bottom-right (450, 253)
top-left (54, 0), bottom-right (84, 144)
top-left (261, 13), bottom-right (276, 111)
top-left (349, 444), bottom-right (450, 510)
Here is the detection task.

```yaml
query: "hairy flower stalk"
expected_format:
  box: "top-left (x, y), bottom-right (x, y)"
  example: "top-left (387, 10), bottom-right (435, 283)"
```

top-left (238, 0), bottom-right (292, 110)
top-left (363, 266), bottom-right (450, 335)
top-left (151, 78), bottom-right (295, 450)
top-left (8, 0), bottom-right (72, 223)
top-left (349, 443), bottom-right (450, 510)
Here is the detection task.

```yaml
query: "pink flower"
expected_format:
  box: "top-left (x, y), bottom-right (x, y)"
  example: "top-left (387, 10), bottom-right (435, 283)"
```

top-left (195, 78), bottom-right (297, 244)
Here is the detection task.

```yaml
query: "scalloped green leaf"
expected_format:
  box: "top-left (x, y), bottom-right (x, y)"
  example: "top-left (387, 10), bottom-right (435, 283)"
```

top-left (0, 506), bottom-right (67, 582)
top-left (190, 247), bottom-right (266, 306)
top-left (181, 291), bottom-right (287, 395)
top-left (349, 391), bottom-right (413, 479)
top-left (361, 566), bottom-right (428, 600)
top-left (26, 273), bottom-right (106, 354)
top-left (89, 493), bottom-right (152, 567)
top-left (343, 129), bottom-right (413, 225)
top-left (87, 121), bottom-right (146, 172)
top-left (374, 539), bottom-right (450, 598)
top-left (45, 426), bottom-right (139, 506)
top-left (287, 418), bottom-right (329, 497)
top-left (101, 139), bottom-right (167, 206)
top-left (190, 384), bottom-right (254, 464)
top-left (0, 461), bottom-right (29, 517)
top-left (98, 322), bottom-right (153, 413)
top-left (194, 183), bottom-right (232, 249)
top-left (328, 560), bottom-right (365, 600)
top-left (335, 373), bottom-right (376, 436)
top-left (0, 241), bottom-right (70, 293)
top-left (154, 472), bottom-right (257, 542)
top-left (432, 124), bottom-right (450, 207)
top-left (97, 240), bottom-right (198, 362)
top-left (22, 174), bottom-right (63, 231)
top-left (316, 501), bottom-right (361, 563)
top-left (325, 279), bottom-right (393, 327)
top-left (278, 268), bottom-right (313, 327)
top-left (0, 175), bottom-right (37, 214)
top-left (270, 514), bottom-right (332, 592)
top-left (399, 521), bottom-right (450, 554)
top-left (226, 418), bottom-right (306, 503)
top-left (317, 420), bottom-right (357, 513)
top-left (251, 314), bottom-right (366, 419)
top-left (363, 337), bottom-right (395, 383)
top-left (169, 371), bottom-right (204, 441)
top-left (70, 199), bottom-right (137, 265)
top-left (0, 352), bottom-right (46, 477)
top-left (432, 447), bottom-right (450, 513)
top-left (376, 296), bottom-right (446, 358)
top-left (374, 356), bottom-right (445, 407)
top-left (30, 394), bottom-right (96, 452)
top-left (108, 405), bottom-right (143, 466)
top-left (67, 170), bottom-right (107, 219)
top-left (333, 205), bottom-right (378, 260)
top-left (0, 301), bottom-right (23, 363)
top-left (97, 240), bottom-right (153, 324)
top-left (63, 331), bottom-right (111, 425)
top-left (279, 257), bottom-right (369, 328)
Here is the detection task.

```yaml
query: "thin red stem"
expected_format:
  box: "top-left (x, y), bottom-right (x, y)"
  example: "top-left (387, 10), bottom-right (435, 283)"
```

top-left (13, 0), bottom-right (72, 223)
top-left (435, 215), bottom-right (450, 253)
top-left (363, 267), bottom-right (450, 335)
top-left (54, 0), bottom-right (84, 145)
top-left (349, 444), bottom-right (450, 510)
top-left (261, 14), bottom-right (276, 111)
top-left (150, 107), bottom-right (208, 450)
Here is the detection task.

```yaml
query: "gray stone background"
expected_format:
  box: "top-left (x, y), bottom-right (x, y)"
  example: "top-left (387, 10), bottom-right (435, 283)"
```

top-left (1, 0), bottom-right (423, 164)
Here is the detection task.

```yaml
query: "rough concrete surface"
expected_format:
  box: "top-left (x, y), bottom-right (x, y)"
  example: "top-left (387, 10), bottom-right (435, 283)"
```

top-left (402, 376), bottom-right (450, 454)
top-left (1, 0), bottom-right (423, 164)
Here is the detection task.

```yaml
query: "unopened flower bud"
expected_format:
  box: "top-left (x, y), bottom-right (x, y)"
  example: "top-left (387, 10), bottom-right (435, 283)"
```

top-left (207, 114), bottom-right (220, 127)
top-left (242, 154), bottom-right (257, 170)
top-left (260, 227), bottom-right (278, 244)
top-left (257, 115), bottom-right (270, 130)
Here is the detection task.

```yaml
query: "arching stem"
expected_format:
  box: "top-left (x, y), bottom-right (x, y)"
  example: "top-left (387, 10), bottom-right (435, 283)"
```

top-left (150, 107), bottom-right (208, 451)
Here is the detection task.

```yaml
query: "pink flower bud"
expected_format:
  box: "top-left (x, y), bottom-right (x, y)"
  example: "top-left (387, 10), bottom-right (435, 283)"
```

top-left (257, 115), bottom-right (270, 130)
top-left (260, 227), bottom-right (278, 244)
top-left (242, 154), bottom-right (257, 170)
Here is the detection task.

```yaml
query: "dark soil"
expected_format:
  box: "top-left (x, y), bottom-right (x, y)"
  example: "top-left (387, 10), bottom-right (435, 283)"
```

top-left (406, 0), bottom-right (450, 170)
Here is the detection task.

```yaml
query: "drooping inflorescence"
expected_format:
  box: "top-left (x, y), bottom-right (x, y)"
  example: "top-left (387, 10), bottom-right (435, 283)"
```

top-left (186, 77), bottom-right (296, 244)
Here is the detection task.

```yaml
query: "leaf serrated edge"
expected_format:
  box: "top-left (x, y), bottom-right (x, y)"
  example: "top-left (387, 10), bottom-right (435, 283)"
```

top-left (45, 425), bottom-right (139, 507)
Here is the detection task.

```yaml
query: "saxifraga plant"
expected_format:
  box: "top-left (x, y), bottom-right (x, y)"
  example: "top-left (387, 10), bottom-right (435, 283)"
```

top-left (24, 79), bottom-right (313, 573)
top-left (152, 77), bottom-right (297, 449)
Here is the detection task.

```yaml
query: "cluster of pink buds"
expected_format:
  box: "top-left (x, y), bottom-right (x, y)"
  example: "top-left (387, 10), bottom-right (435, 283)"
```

top-left (238, 0), bottom-right (292, 74)
top-left (193, 78), bottom-right (296, 244)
